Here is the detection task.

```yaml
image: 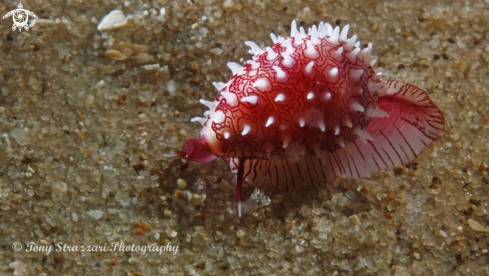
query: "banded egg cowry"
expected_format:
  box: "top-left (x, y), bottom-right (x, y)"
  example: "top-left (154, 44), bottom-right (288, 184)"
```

top-left (166, 20), bottom-right (445, 217)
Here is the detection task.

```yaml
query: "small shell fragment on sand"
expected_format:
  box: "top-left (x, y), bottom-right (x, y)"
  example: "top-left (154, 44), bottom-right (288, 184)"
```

top-left (105, 43), bottom-right (145, 61)
top-left (134, 53), bottom-right (152, 64)
top-left (29, 19), bottom-right (55, 28)
top-left (467, 219), bottom-right (489, 233)
top-left (141, 64), bottom-right (160, 72)
top-left (97, 10), bottom-right (128, 31)
top-left (210, 48), bottom-right (224, 55)
top-left (9, 260), bottom-right (29, 276)
top-left (105, 50), bottom-right (127, 60)
top-left (348, 214), bottom-right (361, 225)
top-left (115, 43), bottom-right (145, 56)
top-left (86, 210), bottom-right (105, 220)
top-left (11, 128), bottom-right (32, 146)
top-left (177, 178), bottom-right (187, 189)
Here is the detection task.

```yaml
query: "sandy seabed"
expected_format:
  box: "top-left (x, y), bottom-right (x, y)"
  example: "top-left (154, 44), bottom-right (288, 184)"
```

top-left (1, 0), bottom-right (489, 275)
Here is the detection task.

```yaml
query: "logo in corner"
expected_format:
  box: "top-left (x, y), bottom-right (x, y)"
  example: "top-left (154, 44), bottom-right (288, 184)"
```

top-left (2, 3), bottom-right (38, 32)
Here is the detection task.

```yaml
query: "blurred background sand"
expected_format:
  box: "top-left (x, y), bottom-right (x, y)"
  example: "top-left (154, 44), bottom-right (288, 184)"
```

top-left (1, 0), bottom-right (489, 275)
